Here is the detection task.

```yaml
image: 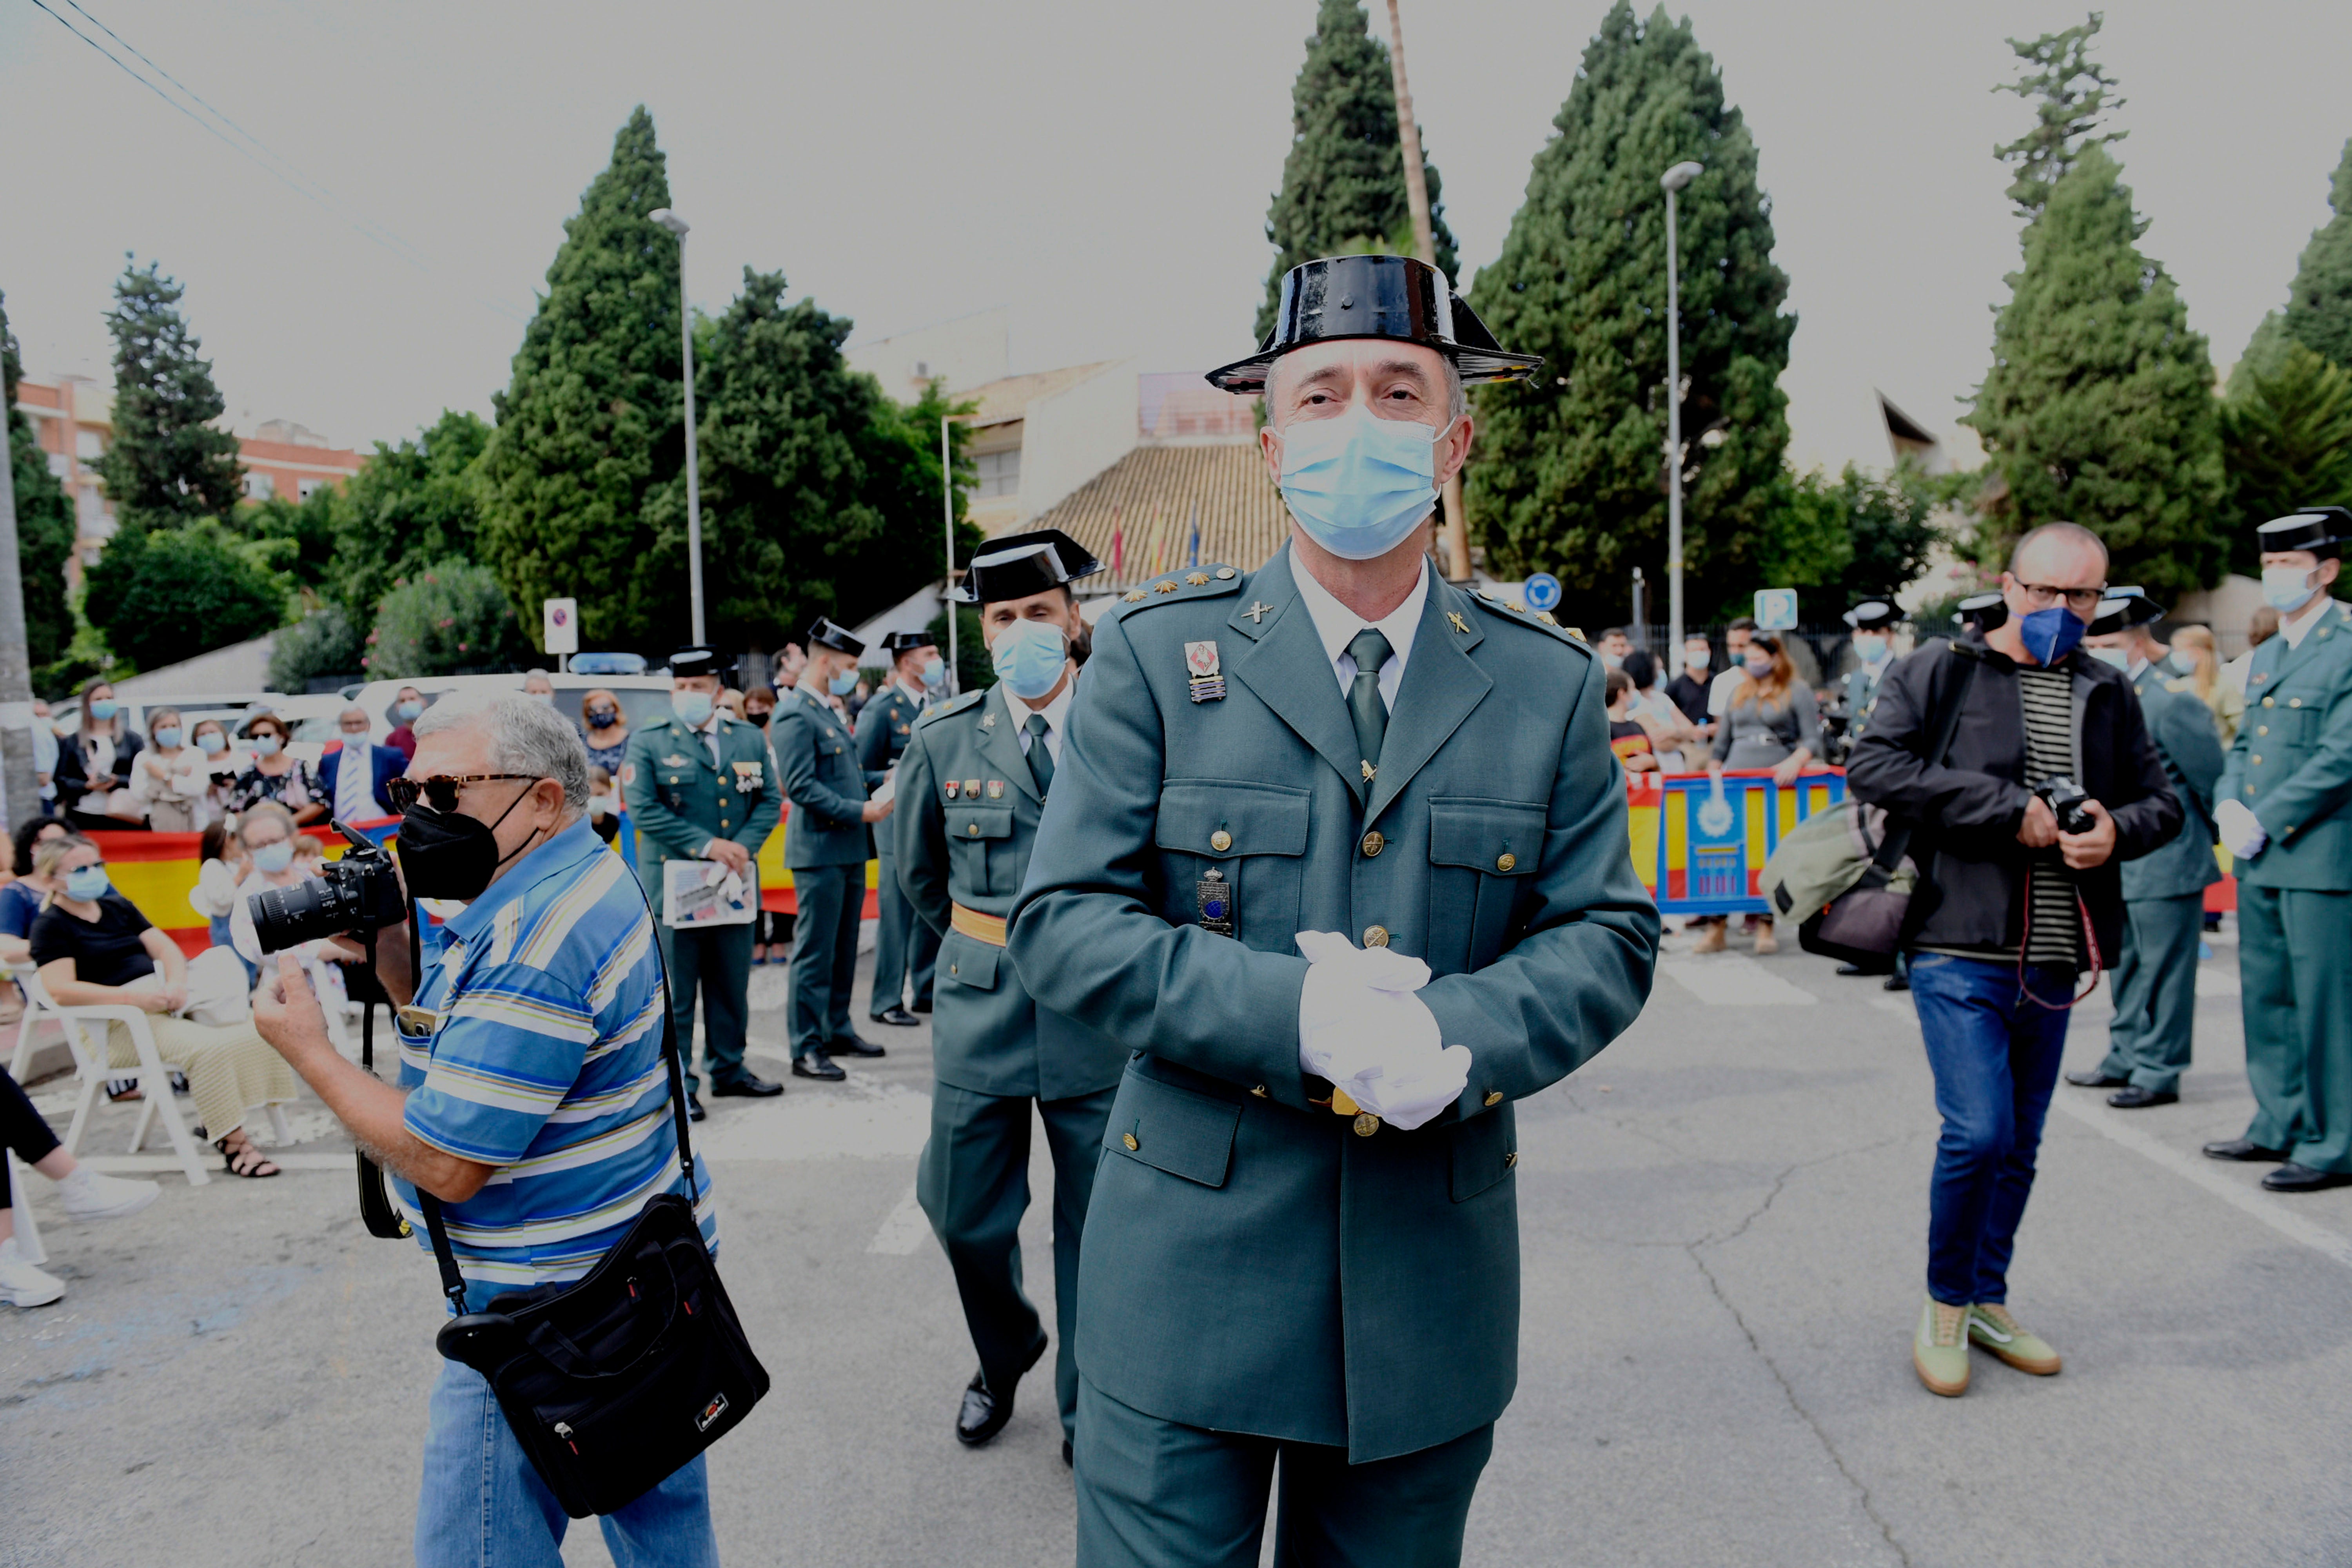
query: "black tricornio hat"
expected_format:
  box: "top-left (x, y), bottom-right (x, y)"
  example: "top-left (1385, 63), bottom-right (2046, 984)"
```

top-left (1953, 592), bottom-right (2008, 633)
top-left (2089, 586), bottom-right (2165, 637)
top-left (669, 645), bottom-right (723, 678)
top-left (882, 630), bottom-right (937, 654)
top-left (805, 617), bottom-right (866, 657)
top-left (1205, 254), bottom-right (1542, 396)
top-left (951, 528), bottom-right (1103, 604)
top-left (2257, 506), bottom-right (2350, 559)
top-left (1842, 599), bottom-right (1900, 631)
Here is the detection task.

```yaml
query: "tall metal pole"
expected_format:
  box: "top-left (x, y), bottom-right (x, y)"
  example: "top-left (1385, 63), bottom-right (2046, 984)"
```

top-left (0, 392), bottom-right (39, 830)
top-left (677, 232), bottom-right (706, 646)
top-left (1664, 180), bottom-right (1684, 661)
top-left (1384, 0), bottom-right (1471, 583)
top-left (940, 415), bottom-right (958, 696)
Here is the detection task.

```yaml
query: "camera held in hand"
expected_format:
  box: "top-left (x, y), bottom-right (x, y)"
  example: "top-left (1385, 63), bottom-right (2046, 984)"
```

top-left (246, 822), bottom-right (408, 955)
top-left (2033, 775), bottom-right (2096, 836)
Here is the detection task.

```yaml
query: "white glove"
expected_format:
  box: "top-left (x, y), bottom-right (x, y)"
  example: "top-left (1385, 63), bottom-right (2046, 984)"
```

top-left (1295, 931), bottom-right (1472, 1132)
top-left (2214, 798), bottom-right (2267, 860)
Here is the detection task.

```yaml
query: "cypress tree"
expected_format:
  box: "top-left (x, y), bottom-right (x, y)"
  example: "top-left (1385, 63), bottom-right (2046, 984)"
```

top-left (2220, 343), bottom-right (2352, 574)
top-left (1964, 145), bottom-right (2225, 596)
top-left (2279, 139), bottom-right (2352, 370)
top-left (1, 291), bottom-right (75, 668)
top-left (91, 258), bottom-right (245, 533)
top-left (1258, 0), bottom-right (1458, 339)
top-left (1991, 14), bottom-right (2125, 221)
top-left (480, 107), bottom-right (682, 650)
top-left (1465, 1), bottom-right (1794, 624)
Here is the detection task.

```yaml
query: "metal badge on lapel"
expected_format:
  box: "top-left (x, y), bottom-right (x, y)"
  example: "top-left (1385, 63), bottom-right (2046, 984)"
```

top-left (986, 779), bottom-right (1005, 800)
top-left (946, 780), bottom-right (962, 800)
top-left (963, 779), bottom-right (982, 799)
top-left (1196, 867), bottom-right (1234, 936)
top-left (1185, 640), bottom-right (1227, 703)
top-left (662, 753), bottom-right (691, 768)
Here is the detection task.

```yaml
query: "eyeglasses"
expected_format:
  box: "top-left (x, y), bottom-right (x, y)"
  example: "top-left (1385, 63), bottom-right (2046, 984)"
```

top-left (387, 773), bottom-right (542, 815)
top-left (2014, 582), bottom-right (2107, 610)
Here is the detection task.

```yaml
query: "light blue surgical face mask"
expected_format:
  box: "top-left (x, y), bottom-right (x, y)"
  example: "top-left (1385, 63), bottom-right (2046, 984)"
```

top-left (2018, 605), bottom-right (2086, 666)
top-left (64, 865), bottom-right (109, 902)
top-left (252, 840), bottom-right (295, 874)
top-left (87, 698), bottom-right (118, 721)
top-left (1274, 405), bottom-right (1453, 562)
top-left (671, 690), bottom-right (714, 729)
top-left (2087, 646), bottom-right (2131, 671)
top-left (2261, 564), bottom-right (2321, 613)
top-left (396, 700), bottom-right (423, 722)
top-left (198, 731), bottom-right (227, 755)
top-left (152, 726), bottom-right (182, 749)
top-left (252, 735), bottom-right (283, 759)
top-left (828, 668), bottom-right (859, 698)
top-left (920, 655), bottom-right (946, 690)
top-left (991, 619), bottom-right (1069, 701)
top-left (1852, 634), bottom-right (1889, 666)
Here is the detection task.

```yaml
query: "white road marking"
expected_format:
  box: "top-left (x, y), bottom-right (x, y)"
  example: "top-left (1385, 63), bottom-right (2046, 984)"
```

top-left (867, 1183), bottom-right (931, 1255)
top-left (1658, 955), bottom-right (1818, 1007)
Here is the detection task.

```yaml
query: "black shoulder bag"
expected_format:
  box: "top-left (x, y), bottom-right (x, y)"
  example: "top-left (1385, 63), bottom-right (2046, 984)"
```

top-left (1799, 645), bottom-right (1981, 968)
top-left (416, 906), bottom-right (769, 1519)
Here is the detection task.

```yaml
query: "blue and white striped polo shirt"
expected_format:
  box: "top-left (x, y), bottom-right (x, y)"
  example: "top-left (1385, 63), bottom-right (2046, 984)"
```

top-left (394, 817), bottom-right (715, 1310)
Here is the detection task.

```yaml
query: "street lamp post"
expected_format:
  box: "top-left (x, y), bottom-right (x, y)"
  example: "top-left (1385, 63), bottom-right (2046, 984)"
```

top-left (1659, 161), bottom-right (1703, 660)
top-left (648, 208), bottom-right (705, 645)
top-left (940, 414), bottom-right (958, 696)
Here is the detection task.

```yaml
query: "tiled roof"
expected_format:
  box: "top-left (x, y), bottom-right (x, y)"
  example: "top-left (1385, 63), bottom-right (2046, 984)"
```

top-left (1033, 444), bottom-right (1290, 593)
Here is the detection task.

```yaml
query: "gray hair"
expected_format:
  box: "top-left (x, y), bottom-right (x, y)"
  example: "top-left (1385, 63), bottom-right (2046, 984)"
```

top-left (1265, 353), bottom-right (1466, 426)
top-left (413, 692), bottom-right (591, 811)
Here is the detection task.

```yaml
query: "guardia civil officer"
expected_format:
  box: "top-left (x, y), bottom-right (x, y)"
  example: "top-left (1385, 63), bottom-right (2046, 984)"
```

top-left (1007, 255), bottom-right (1660, 1565)
top-left (894, 528), bottom-right (1125, 1462)
top-left (622, 645), bottom-right (784, 1119)
top-left (2069, 589), bottom-right (2224, 1107)
top-left (775, 617), bottom-right (895, 1081)
top-left (857, 631), bottom-right (946, 1027)
top-left (1835, 599), bottom-right (1900, 748)
top-left (2209, 508), bottom-right (2352, 1191)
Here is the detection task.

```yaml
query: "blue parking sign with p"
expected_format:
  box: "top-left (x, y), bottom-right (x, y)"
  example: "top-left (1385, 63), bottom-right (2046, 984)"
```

top-left (1524, 573), bottom-right (1562, 612)
top-left (1753, 588), bottom-right (1798, 631)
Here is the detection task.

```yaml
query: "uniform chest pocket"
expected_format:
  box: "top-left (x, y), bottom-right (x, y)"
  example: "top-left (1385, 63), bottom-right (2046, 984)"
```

top-left (947, 806), bottom-right (1019, 896)
top-left (1155, 781), bottom-right (1309, 953)
top-left (1426, 797), bottom-right (1545, 975)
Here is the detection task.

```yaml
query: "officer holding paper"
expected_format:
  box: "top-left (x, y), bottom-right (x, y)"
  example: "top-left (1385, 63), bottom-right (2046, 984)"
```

top-left (1007, 255), bottom-right (1659, 1565)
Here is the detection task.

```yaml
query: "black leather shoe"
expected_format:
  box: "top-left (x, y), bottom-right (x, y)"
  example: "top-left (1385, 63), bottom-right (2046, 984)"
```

top-left (1062, 1439), bottom-right (1073, 1468)
top-left (829, 1035), bottom-right (887, 1058)
top-left (792, 1052), bottom-right (847, 1082)
top-left (2262, 1162), bottom-right (2352, 1193)
top-left (870, 1007), bottom-right (920, 1027)
top-left (686, 1093), bottom-right (706, 1123)
top-left (1882, 973), bottom-right (1909, 992)
top-left (954, 1337), bottom-right (1047, 1447)
top-left (710, 1074), bottom-right (784, 1098)
top-left (911, 997), bottom-right (933, 1014)
top-left (2203, 1138), bottom-right (2292, 1162)
top-left (2107, 1085), bottom-right (2178, 1109)
top-left (2065, 1068), bottom-right (2130, 1089)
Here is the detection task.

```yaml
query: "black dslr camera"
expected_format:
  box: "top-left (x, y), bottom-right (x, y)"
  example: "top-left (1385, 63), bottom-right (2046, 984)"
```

top-left (2033, 775), bottom-right (2096, 835)
top-left (245, 822), bottom-right (408, 955)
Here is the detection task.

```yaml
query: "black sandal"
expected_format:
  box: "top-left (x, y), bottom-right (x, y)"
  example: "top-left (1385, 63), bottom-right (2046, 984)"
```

top-left (215, 1135), bottom-right (281, 1179)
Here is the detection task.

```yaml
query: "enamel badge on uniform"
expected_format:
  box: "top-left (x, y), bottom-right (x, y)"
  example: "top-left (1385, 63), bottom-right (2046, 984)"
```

top-left (986, 779), bottom-right (1005, 800)
top-left (964, 779), bottom-right (982, 799)
top-left (1196, 867), bottom-right (1234, 936)
top-left (946, 780), bottom-right (961, 799)
top-left (1185, 640), bottom-right (1227, 704)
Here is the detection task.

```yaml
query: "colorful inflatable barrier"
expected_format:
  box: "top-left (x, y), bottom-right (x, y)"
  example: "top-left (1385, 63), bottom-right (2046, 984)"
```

top-left (1625, 770), bottom-right (1849, 916)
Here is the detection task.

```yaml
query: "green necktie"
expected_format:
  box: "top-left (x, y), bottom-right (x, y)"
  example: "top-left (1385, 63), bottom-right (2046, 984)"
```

top-left (1346, 628), bottom-right (1393, 791)
top-left (1025, 712), bottom-right (1054, 798)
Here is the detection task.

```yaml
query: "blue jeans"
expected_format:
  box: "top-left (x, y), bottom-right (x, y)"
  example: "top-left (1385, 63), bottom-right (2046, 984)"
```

top-left (415, 1361), bottom-right (719, 1568)
top-left (1908, 954), bottom-right (2073, 1307)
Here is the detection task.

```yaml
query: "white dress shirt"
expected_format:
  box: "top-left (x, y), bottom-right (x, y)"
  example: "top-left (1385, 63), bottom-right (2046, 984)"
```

top-left (334, 739), bottom-right (374, 823)
top-left (1290, 555), bottom-right (1428, 713)
top-left (2279, 590), bottom-right (2338, 650)
top-left (1011, 679), bottom-right (1073, 769)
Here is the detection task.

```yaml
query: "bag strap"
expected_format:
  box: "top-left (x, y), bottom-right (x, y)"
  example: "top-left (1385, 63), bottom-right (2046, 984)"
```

top-left (1866, 644), bottom-right (1983, 877)
top-left (416, 870), bottom-right (703, 1315)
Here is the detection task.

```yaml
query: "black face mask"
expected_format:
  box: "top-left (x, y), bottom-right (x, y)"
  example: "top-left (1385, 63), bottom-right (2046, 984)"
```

top-left (746, 710), bottom-right (770, 728)
top-left (397, 788), bottom-right (538, 900)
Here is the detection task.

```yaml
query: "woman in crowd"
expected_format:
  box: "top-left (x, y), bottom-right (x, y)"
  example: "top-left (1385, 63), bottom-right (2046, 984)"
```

top-left (0, 1062), bottom-right (162, 1307)
top-left (718, 688), bottom-right (748, 722)
top-left (0, 817), bottom-right (73, 967)
top-left (580, 688), bottom-right (630, 773)
top-left (190, 818), bottom-right (254, 978)
top-left (744, 685), bottom-right (778, 730)
top-left (1621, 649), bottom-right (1702, 771)
top-left (1696, 633), bottom-right (1824, 955)
top-left (2167, 624), bottom-right (2244, 745)
top-left (53, 678), bottom-right (144, 829)
top-left (184, 718), bottom-right (241, 824)
top-left (227, 714), bottom-right (325, 826)
top-left (30, 836), bottom-right (295, 1179)
top-left (227, 803), bottom-right (347, 1020)
top-left (384, 686), bottom-right (428, 761)
top-left (127, 706), bottom-right (208, 832)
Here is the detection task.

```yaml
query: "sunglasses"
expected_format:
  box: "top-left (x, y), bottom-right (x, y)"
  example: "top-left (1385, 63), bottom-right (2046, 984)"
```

top-left (387, 773), bottom-right (543, 815)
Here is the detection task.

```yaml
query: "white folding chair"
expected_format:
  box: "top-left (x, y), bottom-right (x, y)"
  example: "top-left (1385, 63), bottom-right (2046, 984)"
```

top-left (7, 961), bottom-right (67, 1083)
top-left (5, 1149), bottom-right (44, 1265)
top-left (21, 969), bottom-right (212, 1188)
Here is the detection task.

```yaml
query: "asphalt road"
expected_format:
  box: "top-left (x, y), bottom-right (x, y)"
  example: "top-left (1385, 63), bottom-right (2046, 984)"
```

top-left (4, 920), bottom-right (2348, 1567)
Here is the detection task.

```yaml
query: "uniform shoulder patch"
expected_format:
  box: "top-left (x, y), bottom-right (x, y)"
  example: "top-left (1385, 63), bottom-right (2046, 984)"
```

top-left (913, 689), bottom-right (985, 729)
top-left (1465, 588), bottom-right (1592, 652)
top-left (1112, 564), bottom-right (1243, 616)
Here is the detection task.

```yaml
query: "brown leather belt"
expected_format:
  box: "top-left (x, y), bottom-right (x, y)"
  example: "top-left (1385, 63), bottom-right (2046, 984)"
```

top-left (950, 902), bottom-right (1008, 947)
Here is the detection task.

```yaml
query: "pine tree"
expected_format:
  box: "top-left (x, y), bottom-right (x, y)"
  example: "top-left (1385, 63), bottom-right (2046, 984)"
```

top-left (2220, 343), bottom-right (2352, 575)
top-left (480, 107), bottom-right (682, 650)
top-left (1992, 14), bottom-right (2125, 221)
top-left (1465, 2), bottom-right (1794, 625)
top-left (1, 291), bottom-right (75, 668)
top-left (1964, 145), bottom-right (2225, 596)
top-left (92, 258), bottom-right (245, 533)
top-left (1258, 0), bottom-right (1458, 339)
top-left (639, 270), bottom-right (978, 651)
top-left (2279, 139), bottom-right (2352, 370)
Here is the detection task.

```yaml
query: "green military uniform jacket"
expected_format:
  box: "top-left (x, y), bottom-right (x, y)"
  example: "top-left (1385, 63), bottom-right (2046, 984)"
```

top-left (1007, 547), bottom-right (1660, 1463)
top-left (1840, 665), bottom-right (1887, 737)
top-left (621, 711), bottom-right (782, 898)
top-left (773, 686), bottom-right (873, 869)
top-left (2220, 599), bottom-right (2352, 889)
top-left (2122, 661), bottom-right (2223, 902)
top-left (894, 682), bottom-right (1124, 1102)
top-left (855, 682), bottom-right (926, 776)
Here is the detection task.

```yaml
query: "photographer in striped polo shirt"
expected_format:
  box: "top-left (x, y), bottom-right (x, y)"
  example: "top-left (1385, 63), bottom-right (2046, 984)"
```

top-left (254, 692), bottom-right (719, 1566)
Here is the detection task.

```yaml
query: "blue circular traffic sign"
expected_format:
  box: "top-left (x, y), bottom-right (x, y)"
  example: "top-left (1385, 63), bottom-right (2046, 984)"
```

top-left (1524, 573), bottom-right (1562, 612)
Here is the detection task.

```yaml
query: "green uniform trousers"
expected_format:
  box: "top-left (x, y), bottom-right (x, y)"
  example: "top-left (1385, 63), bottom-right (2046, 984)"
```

top-left (788, 864), bottom-right (863, 1060)
top-left (869, 838), bottom-right (938, 1016)
top-left (917, 1083), bottom-right (1114, 1442)
top-left (660, 920), bottom-right (754, 1096)
top-left (2238, 884), bottom-right (2352, 1173)
top-left (1074, 1378), bottom-right (1492, 1568)
top-left (2098, 890), bottom-right (2204, 1094)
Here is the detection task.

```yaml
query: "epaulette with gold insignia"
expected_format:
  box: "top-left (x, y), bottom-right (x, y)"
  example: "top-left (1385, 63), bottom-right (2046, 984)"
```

top-left (1465, 587), bottom-right (1592, 652)
top-left (911, 688), bottom-right (985, 730)
top-left (1111, 564), bottom-right (1242, 613)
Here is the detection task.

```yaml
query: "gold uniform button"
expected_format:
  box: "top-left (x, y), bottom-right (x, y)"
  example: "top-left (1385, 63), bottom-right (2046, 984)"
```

top-left (1363, 924), bottom-right (1390, 948)
top-left (1496, 852), bottom-right (1517, 873)
top-left (1210, 830), bottom-right (1232, 852)
top-left (2252, 755), bottom-right (2263, 765)
top-left (1250, 1085), bottom-right (1269, 1098)
top-left (1361, 831), bottom-right (1384, 857)
top-left (1505, 1151), bottom-right (1519, 1169)
top-left (2290, 698), bottom-right (2303, 708)
top-left (1484, 1090), bottom-right (1504, 1107)
top-left (969, 823), bottom-right (982, 835)
top-left (2263, 697), bottom-right (2275, 707)
top-left (2258, 726), bottom-right (2269, 736)
top-left (950, 962), bottom-right (960, 976)
top-left (1122, 1132), bottom-right (1139, 1151)
top-left (1352, 1112), bottom-right (1380, 1137)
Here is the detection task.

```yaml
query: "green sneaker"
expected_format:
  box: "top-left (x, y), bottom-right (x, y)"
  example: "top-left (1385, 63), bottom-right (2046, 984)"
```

top-left (1913, 1298), bottom-right (1970, 1397)
top-left (1967, 1302), bottom-right (2062, 1375)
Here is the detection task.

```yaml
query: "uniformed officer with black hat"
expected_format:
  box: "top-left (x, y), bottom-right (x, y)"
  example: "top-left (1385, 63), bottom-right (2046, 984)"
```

top-left (622, 644), bottom-right (785, 1115)
top-left (894, 530), bottom-right (1120, 1460)
top-left (776, 617), bottom-right (895, 1080)
top-left (1835, 598), bottom-right (1902, 750)
top-left (2209, 508), bottom-right (2352, 1190)
top-left (857, 630), bottom-right (946, 1027)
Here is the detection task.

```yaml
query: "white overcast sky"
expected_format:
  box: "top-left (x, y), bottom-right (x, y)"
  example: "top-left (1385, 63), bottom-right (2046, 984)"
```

top-left (3, 0), bottom-right (2347, 474)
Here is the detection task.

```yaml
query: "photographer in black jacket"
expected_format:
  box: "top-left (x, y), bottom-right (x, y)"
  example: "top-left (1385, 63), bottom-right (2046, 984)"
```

top-left (1847, 522), bottom-right (2180, 1399)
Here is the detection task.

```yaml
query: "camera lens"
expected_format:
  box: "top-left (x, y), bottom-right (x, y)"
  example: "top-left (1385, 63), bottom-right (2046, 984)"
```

top-left (245, 841), bottom-right (407, 955)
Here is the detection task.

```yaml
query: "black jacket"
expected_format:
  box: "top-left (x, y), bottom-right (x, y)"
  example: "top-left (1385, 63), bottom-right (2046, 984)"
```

top-left (1844, 634), bottom-right (2181, 966)
top-left (52, 729), bottom-right (142, 812)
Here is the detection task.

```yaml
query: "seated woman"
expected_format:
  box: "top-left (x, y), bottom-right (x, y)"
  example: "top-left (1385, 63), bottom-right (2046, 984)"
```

top-left (227, 804), bottom-right (348, 1018)
top-left (0, 817), bottom-right (74, 966)
top-left (29, 836), bottom-right (297, 1179)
